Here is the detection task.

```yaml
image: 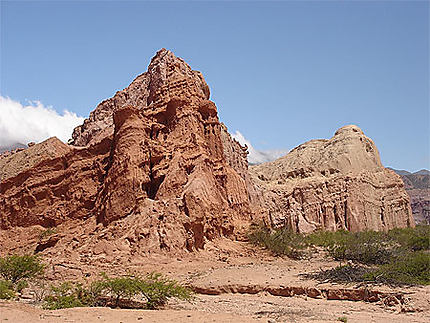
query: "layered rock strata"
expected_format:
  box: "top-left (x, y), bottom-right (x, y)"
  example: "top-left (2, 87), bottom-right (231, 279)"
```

top-left (250, 125), bottom-right (414, 233)
top-left (0, 49), bottom-right (258, 251)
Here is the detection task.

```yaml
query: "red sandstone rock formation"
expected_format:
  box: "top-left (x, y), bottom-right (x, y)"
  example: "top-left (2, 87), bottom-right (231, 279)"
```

top-left (0, 49), bottom-right (258, 252)
top-left (250, 125), bottom-right (414, 233)
top-left (0, 50), bottom-right (416, 261)
top-left (0, 137), bottom-right (111, 228)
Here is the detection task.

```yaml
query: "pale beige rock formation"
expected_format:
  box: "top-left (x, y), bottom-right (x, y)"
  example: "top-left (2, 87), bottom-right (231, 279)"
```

top-left (251, 125), bottom-right (414, 233)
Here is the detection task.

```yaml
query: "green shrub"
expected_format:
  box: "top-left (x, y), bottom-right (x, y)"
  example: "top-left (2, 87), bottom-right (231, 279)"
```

top-left (44, 282), bottom-right (85, 310)
top-left (387, 225), bottom-right (430, 251)
top-left (43, 272), bottom-right (193, 310)
top-left (138, 272), bottom-right (194, 309)
top-left (305, 230), bottom-right (349, 248)
top-left (327, 231), bottom-right (394, 265)
top-left (0, 280), bottom-right (15, 300)
top-left (96, 272), bottom-right (194, 309)
top-left (247, 224), bottom-right (306, 258)
top-left (80, 281), bottom-right (105, 307)
top-left (96, 273), bottom-right (141, 307)
top-left (0, 254), bottom-right (44, 284)
top-left (364, 251), bottom-right (430, 286)
top-left (15, 280), bottom-right (28, 293)
top-left (248, 225), bottom-right (412, 265)
top-left (249, 224), bottom-right (430, 286)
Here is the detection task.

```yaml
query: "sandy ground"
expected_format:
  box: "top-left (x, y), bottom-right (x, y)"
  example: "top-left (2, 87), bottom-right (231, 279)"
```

top-left (1, 239), bottom-right (429, 323)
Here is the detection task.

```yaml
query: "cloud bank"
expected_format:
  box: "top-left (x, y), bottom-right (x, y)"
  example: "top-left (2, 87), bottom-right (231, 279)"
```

top-left (0, 96), bottom-right (84, 147)
top-left (231, 130), bottom-right (288, 165)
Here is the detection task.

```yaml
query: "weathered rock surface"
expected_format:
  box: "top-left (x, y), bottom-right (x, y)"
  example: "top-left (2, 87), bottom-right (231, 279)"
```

top-left (250, 125), bottom-right (414, 232)
top-left (0, 137), bottom-right (72, 181)
top-left (0, 137), bottom-right (111, 228)
top-left (0, 49), bottom-right (258, 252)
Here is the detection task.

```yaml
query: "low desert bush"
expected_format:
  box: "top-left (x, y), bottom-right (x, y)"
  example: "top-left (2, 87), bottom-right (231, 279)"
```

top-left (324, 230), bottom-right (394, 265)
top-left (363, 251), bottom-right (430, 286)
top-left (0, 280), bottom-right (15, 300)
top-left (386, 225), bottom-right (430, 252)
top-left (44, 282), bottom-right (86, 310)
top-left (96, 273), bottom-right (141, 307)
top-left (305, 230), bottom-right (349, 248)
top-left (43, 272), bottom-right (193, 310)
top-left (247, 224), bottom-right (306, 258)
top-left (139, 272), bottom-right (194, 309)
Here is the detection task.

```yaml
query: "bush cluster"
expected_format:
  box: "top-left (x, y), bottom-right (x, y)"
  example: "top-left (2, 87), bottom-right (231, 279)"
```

top-left (248, 224), bottom-right (430, 286)
top-left (0, 254), bottom-right (193, 310)
top-left (44, 272), bottom-right (193, 310)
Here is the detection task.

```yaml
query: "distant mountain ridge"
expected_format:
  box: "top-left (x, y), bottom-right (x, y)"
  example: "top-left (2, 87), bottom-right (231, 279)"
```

top-left (389, 168), bottom-right (429, 224)
top-left (389, 168), bottom-right (430, 190)
top-left (0, 143), bottom-right (26, 153)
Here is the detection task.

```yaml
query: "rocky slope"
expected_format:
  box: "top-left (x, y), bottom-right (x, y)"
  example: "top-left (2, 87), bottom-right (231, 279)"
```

top-left (390, 169), bottom-right (429, 224)
top-left (0, 49), bottom-right (259, 253)
top-left (250, 125), bottom-right (414, 233)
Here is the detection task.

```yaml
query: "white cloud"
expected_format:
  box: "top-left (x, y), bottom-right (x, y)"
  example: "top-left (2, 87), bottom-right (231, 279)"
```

top-left (231, 130), bottom-right (288, 165)
top-left (0, 96), bottom-right (84, 147)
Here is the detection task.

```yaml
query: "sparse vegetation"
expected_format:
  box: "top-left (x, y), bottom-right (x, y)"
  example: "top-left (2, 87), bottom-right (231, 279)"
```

top-left (0, 253), bottom-right (192, 310)
top-left (301, 264), bottom-right (371, 284)
top-left (337, 316), bottom-right (348, 323)
top-left (0, 280), bottom-right (15, 300)
top-left (139, 272), bottom-right (194, 309)
top-left (249, 224), bottom-right (430, 286)
top-left (363, 251), bottom-right (430, 286)
top-left (38, 227), bottom-right (57, 240)
top-left (247, 224), bottom-right (306, 259)
top-left (44, 282), bottom-right (86, 310)
top-left (43, 272), bottom-right (193, 310)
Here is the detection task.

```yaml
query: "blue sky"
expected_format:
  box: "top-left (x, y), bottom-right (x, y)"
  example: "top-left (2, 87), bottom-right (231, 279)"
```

top-left (1, 1), bottom-right (428, 172)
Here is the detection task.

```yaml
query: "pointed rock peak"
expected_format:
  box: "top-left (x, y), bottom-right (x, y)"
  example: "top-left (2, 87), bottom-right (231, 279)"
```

top-left (149, 48), bottom-right (178, 64)
top-left (71, 49), bottom-right (210, 147)
top-left (146, 48), bottom-right (210, 103)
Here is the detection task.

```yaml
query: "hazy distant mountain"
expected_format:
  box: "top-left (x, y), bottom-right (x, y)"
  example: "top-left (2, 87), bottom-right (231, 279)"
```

top-left (0, 143), bottom-right (26, 153)
top-left (414, 169), bottom-right (430, 176)
top-left (388, 168), bottom-right (411, 176)
top-left (390, 168), bottom-right (429, 225)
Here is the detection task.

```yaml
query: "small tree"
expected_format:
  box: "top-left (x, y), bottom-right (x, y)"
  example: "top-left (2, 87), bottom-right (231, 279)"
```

top-left (138, 272), bottom-right (193, 309)
top-left (0, 254), bottom-right (45, 284)
top-left (97, 273), bottom-right (141, 308)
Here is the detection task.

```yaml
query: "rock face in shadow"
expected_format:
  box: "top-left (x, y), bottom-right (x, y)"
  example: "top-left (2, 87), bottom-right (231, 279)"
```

top-left (0, 49), bottom-right (258, 252)
top-left (250, 125), bottom-right (414, 233)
